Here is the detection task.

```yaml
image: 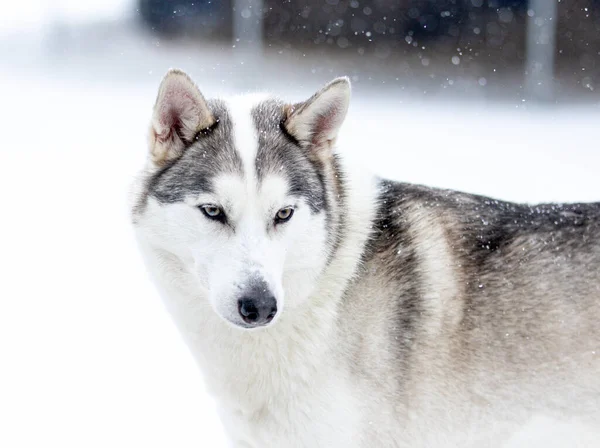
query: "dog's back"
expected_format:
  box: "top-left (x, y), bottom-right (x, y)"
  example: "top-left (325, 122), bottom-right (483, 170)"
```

top-left (337, 180), bottom-right (600, 445)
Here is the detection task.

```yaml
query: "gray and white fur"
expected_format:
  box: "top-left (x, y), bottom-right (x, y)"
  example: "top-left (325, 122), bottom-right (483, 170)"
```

top-left (131, 69), bottom-right (600, 447)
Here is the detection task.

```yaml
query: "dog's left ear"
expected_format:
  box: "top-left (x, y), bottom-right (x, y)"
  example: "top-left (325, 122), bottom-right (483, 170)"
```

top-left (283, 77), bottom-right (351, 153)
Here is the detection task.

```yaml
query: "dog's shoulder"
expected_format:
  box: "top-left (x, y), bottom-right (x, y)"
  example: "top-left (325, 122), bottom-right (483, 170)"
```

top-left (365, 179), bottom-right (600, 268)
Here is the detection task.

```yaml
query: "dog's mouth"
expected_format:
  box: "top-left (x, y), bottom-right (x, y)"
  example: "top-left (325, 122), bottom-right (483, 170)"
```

top-left (217, 305), bottom-right (280, 331)
top-left (223, 317), bottom-right (277, 331)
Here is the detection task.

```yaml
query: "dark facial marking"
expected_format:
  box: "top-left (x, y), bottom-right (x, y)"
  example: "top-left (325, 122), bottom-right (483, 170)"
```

top-left (278, 119), bottom-right (301, 147)
top-left (251, 99), bottom-right (327, 214)
top-left (148, 100), bottom-right (243, 204)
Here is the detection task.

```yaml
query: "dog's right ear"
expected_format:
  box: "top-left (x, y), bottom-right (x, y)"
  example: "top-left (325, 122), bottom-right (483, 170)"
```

top-left (148, 69), bottom-right (215, 166)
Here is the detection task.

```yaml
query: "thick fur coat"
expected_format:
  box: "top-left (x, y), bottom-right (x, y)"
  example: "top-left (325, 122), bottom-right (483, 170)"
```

top-left (131, 70), bottom-right (600, 447)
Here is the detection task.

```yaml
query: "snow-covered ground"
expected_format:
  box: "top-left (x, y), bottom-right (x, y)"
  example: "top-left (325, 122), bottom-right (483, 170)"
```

top-left (0, 9), bottom-right (599, 448)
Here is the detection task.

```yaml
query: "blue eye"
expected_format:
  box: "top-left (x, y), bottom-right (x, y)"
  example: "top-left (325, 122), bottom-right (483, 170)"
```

top-left (200, 205), bottom-right (226, 223)
top-left (275, 207), bottom-right (294, 224)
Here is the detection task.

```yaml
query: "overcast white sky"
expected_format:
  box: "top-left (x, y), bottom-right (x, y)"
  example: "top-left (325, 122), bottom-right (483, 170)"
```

top-left (0, 0), bottom-right (131, 34)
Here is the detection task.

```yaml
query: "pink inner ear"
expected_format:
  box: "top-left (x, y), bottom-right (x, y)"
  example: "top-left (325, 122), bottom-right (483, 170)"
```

top-left (312, 113), bottom-right (333, 145)
top-left (155, 81), bottom-right (202, 142)
top-left (311, 103), bottom-right (342, 145)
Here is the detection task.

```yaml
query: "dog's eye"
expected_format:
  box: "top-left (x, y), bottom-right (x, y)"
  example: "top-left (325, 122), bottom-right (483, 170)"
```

top-left (275, 207), bottom-right (294, 224)
top-left (200, 205), bottom-right (225, 221)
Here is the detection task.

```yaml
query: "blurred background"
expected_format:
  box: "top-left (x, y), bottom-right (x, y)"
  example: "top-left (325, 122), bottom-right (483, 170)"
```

top-left (3, 0), bottom-right (600, 100)
top-left (0, 1), bottom-right (599, 447)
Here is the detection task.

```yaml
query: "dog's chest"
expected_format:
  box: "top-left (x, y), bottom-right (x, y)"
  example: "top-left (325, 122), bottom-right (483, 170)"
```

top-left (215, 366), bottom-right (363, 448)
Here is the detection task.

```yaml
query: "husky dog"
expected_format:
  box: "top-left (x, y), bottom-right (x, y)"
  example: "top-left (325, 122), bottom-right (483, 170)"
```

top-left (131, 69), bottom-right (600, 447)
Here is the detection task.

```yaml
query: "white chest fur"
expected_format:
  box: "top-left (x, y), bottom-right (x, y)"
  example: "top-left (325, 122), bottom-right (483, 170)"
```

top-left (147, 264), bottom-right (364, 447)
top-left (136, 238), bottom-right (366, 447)
top-left (215, 363), bottom-right (362, 448)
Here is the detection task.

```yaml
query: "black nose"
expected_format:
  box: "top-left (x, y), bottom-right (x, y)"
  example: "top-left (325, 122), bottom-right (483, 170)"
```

top-left (237, 288), bottom-right (277, 327)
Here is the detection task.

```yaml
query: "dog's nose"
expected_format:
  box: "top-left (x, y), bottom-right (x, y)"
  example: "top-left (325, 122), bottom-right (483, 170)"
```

top-left (237, 290), bottom-right (277, 327)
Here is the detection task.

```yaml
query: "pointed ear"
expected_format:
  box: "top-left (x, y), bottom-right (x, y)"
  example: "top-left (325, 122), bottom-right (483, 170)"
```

top-left (283, 77), bottom-right (351, 150)
top-left (148, 69), bottom-right (215, 165)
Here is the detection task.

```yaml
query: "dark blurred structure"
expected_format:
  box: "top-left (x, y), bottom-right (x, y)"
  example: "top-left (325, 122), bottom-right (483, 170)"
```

top-left (262, 0), bottom-right (530, 67)
top-left (264, 0), bottom-right (527, 42)
top-left (137, 0), bottom-right (600, 99)
top-left (139, 0), bottom-right (232, 36)
top-left (139, 0), bottom-right (531, 45)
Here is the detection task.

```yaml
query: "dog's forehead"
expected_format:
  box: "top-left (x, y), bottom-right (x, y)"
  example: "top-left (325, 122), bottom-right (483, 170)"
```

top-left (213, 95), bottom-right (308, 206)
top-left (211, 173), bottom-right (290, 213)
top-left (227, 94), bottom-right (284, 182)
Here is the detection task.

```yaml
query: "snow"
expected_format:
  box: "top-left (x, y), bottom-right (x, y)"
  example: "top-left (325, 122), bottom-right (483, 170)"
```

top-left (0, 14), bottom-right (599, 448)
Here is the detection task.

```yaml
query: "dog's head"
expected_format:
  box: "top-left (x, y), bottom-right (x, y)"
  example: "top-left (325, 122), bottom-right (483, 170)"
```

top-left (133, 69), bottom-right (350, 330)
